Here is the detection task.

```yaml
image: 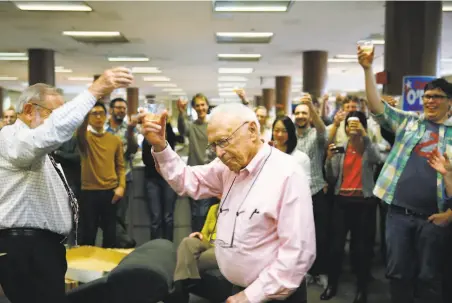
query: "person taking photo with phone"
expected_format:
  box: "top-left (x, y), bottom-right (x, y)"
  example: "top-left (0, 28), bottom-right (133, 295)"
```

top-left (321, 111), bottom-right (381, 303)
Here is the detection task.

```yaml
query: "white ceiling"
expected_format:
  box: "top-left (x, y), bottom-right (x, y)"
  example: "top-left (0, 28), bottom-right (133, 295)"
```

top-left (0, 0), bottom-right (452, 104)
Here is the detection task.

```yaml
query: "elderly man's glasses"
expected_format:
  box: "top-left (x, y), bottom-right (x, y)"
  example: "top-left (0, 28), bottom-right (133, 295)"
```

top-left (31, 103), bottom-right (53, 115)
top-left (206, 121), bottom-right (249, 153)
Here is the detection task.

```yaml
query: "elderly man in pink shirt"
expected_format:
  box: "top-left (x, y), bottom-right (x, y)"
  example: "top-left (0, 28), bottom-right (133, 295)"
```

top-left (141, 103), bottom-right (316, 303)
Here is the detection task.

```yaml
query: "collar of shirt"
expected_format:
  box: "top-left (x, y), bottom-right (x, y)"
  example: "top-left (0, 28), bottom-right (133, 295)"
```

top-left (105, 119), bottom-right (128, 133)
top-left (297, 125), bottom-right (312, 138)
top-left (238, 143), bottom-right (271, 177)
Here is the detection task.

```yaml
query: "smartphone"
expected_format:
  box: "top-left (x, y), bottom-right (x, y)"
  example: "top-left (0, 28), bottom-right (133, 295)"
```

top-left (332, 146), bottom-right (345, 154)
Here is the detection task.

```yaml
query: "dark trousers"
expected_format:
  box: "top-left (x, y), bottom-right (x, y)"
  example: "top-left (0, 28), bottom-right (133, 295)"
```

top-left (232, 280), bottom-right (307, 303)
top-left (0, 229), bottom-right (68, 303)
top-left (65, 183), bottom-right (81, 247)
top-left (189, 197), bottom-right (219, 232)
top-left (309, 189), bottom-right (331, 275)
top-left (327, 196), bottom-right (377, 289)
top-left (80, 189), bottom-right (117, 248)
top-left (145, 177), bottom-right (177, 241)
top-left (115, 180), bottom-right (135, 247)
top-left (386, 206), bottom-right (448, 303)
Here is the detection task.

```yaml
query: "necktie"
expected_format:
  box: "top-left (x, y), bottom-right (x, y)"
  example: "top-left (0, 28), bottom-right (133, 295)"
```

top-left (48, 154), bottom-right (79, 246)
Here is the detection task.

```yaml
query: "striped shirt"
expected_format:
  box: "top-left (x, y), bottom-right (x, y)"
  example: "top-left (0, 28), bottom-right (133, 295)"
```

top-left (372, 102), bottom-right (452, 211)
top-left (296, 127), bottom-right (327, 195)
top-left (0, 91), bottom-right (96, 235)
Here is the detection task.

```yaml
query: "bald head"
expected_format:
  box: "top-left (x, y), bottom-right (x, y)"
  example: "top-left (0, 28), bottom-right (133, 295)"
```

top-left (3, 108), bottom-right (17, 125)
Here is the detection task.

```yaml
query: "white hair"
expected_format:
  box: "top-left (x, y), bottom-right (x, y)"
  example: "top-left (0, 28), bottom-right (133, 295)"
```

top-left (15, 83), bottom-right (60, 114)
top-left (210, 103), bottom-right (260, 129)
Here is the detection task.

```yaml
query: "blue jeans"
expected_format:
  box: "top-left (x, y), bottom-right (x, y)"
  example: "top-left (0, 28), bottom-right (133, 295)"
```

top-left (145, 177), bottom-right (177, 241)
top-left (386, 206), bottom-right (448, 303)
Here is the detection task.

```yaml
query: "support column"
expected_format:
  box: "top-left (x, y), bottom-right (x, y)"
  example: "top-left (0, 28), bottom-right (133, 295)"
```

top-left (254, 95), bottom-right (263, 107)
top-left (28, 49), bottom-right (55, 86)
top-left (0, 87), bottom-right (4, 118)
top-left (262, 88), bottom-right (275, 113)
top-left (302, 51), bottom-right (328, 99)
top-left (127, 87), bottom-right (139, 116)
top-left (275, 76), bottom-right (291, 115)
top-left (383, 1), bottom-right (442, 95)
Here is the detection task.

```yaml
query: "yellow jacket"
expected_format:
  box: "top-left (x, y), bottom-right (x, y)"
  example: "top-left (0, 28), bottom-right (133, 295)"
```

top-left (200, 204), bottom-right (219, 246)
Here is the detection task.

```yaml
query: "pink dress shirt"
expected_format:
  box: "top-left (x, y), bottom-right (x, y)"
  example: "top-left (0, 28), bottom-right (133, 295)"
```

top-left (152, 143), bottom-right (316, 302)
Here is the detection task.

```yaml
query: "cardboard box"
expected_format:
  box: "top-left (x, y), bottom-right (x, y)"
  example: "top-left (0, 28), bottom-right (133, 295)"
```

top-left (65, 246), bottom-right (133, 283)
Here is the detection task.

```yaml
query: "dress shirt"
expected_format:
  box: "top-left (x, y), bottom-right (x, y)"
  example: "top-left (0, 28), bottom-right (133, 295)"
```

top-left (291, 149), bottom-right (311, 184)
top-left (152, 143), bottom-right (316, 302)
top-left (0, 91), bottom-right (97, 235)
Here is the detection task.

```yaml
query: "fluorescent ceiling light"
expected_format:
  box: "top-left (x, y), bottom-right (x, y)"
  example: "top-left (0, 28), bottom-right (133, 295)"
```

top-left (143, 76), bottom-right (171, 82)
top-left (216, 32), bottom-right (273, 38)
top-left (335, 54), bottom-right (358, 59)
top-left (218, 68), bottom-right (254, 74)
top-left (130, 67), bottom-right (161, 73)
top-left (218, 82), bottom-right (246, 88)
top-left (0, 52), bottom-right (27, 57)
top-left (162, 88), bottom-right (183, 92)
top-left (14, 1), bottom-right (92, 12)
top-left (68, 77), bottom-right (93, 81)
top-left (218, 54), bottom-right (261, 59)
top-left (219, 92), bottom-right (239, 96)
top-left (0, 56), bottom-right (28, 61)
top-left (55, 66), bottom-right (72, 73)
top-left (371, 39), bottom-right (385, 45)
top-left (219, 87), bottom-right (235, 92)
top-left (169, 92), bottom-right (186, 96)
top-left (218, 76), bottom-right (248, 82)
top-left (63, 31), bottom-right (120, 37)
top-left (108, 57), bottom-right (149, 62)
top-left (443, 4), bottom-right (452, 12)
top-left (214, 1), bottom-right (291, 12)
top-left (153, 83), bottom-right (177, 88)
top-left (328, 58), bottom-right (358, 63)
top-left (442, 58), bottom-right (452, 63)
top-left (0, 76), bottom-right (18, 81)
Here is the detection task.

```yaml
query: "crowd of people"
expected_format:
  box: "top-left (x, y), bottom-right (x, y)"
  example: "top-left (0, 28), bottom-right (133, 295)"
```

top-left (0, 46), bottom-right (452, 303)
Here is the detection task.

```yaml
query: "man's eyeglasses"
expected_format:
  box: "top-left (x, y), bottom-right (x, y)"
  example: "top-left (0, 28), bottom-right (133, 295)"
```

top-left (206, 121), bottom-right (249, 153)
top-left (422, 94), bottom-right (448, 101)
top-left (31, 103), bottom-right (53, 115)
top-left (112, 106), bottom-right (127, 111)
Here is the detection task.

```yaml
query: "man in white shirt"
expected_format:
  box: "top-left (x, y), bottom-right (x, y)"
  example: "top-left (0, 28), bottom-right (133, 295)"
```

top-left (0, 67), bottom-right (132, 303)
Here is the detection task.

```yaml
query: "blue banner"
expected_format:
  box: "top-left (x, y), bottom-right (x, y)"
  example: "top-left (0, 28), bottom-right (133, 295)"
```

top-left (402, 76), bottom-right (436, 111)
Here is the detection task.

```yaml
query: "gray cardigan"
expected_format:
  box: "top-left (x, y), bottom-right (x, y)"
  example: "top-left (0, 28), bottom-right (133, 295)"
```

top-left (325, 136), bottom-right (381, 198)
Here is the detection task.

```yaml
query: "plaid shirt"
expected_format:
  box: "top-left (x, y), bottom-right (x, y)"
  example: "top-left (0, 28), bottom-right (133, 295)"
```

top-left (372, 102), bottom-right (452, 212)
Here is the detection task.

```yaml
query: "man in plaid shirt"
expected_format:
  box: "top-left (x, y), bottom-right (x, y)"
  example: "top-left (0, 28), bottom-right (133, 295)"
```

top-left (358, 47), bottom-right (452, 303)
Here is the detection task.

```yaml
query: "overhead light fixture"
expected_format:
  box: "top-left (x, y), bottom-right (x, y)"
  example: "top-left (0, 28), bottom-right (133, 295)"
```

top-left (328, 58), bottom-right (358, 63)
top-left (218, 53), bottom-right (261, 62)
top-left (169, 92), bottom-right (186, 96)
top-left (0, 56), bottom-right (28, 61)
top-left (443, 4), bottom-right (452, 12)
top-left (218, 76), bottom-right (248, 82)
top-left (442, 58), bottom-right (452, 63)
top-left (130, 67), bottom-right (161, 73)
top-left (218, 82), bottom-right (246, 88)
top-left (370, 39), bottom-right (385, 45)
top-left (68, 77), bottom-right (93, 81)
top-left (335, 54), bottom-right (358, 59)
top-left (162, 88), bottom-right (183, 92)
top-left (214, 0), bottom-right (292, 12)
top-left (0, 52), bottom-right (27, 57)
top-left (63, 31), bottom-right (120, 37)
top-left (0, 76), bottom-right (19, 81)
top-left (143, 76), bottom-right (171, 82)
top-left (14, 1), bottom-right (92, 12)
top-left (55, 66), bottom-right (73, 73)
top-left (216, 32), bottom-right (274, 44)
top-left (218, 87), bottom-right (235, 92)
top-left (219, 92), bottom-right (239, 97)
top-left (218, 68), bottom-right (254, 74)
top-left (108, 57), bottom-right (149, 62)
top-left (153, 83), bottom-right (178, 88)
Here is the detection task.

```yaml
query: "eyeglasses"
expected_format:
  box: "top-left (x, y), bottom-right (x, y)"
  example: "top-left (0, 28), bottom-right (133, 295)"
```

top-left (89, 111), bottom-right (106, 117)
top-left (206, 121), bottom-right (249, 153)
top-left (31, 103), bottom-right (53, 115)
top-left (112, 106), bottom-right (127, 111)
top-left (422, 94), bottom-right (448, 101)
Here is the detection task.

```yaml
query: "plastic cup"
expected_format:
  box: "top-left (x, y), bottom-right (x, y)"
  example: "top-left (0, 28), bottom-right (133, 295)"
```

top-left (357, 40), bottom-right (374, 55)
top-left (347, 117), bottom-right (360, 134)
top-left (145, 100), bottom-right (166, 123)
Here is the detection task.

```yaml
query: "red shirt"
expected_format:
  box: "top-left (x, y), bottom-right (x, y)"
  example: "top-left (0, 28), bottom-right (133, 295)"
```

top-left (340, 144), bottom-right (363, 197)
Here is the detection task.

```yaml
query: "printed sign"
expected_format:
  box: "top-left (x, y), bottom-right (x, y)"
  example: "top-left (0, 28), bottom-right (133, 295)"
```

top-left (402, 76), bottom-right (436, 111)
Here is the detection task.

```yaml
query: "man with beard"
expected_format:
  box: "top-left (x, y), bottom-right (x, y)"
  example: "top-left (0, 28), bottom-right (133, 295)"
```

top-left (105, 97), bottom-right (138, 248)
top-left (177, 94), bottom-right (218, 232)
top-left (294, 94), bottom-right (330, 289)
